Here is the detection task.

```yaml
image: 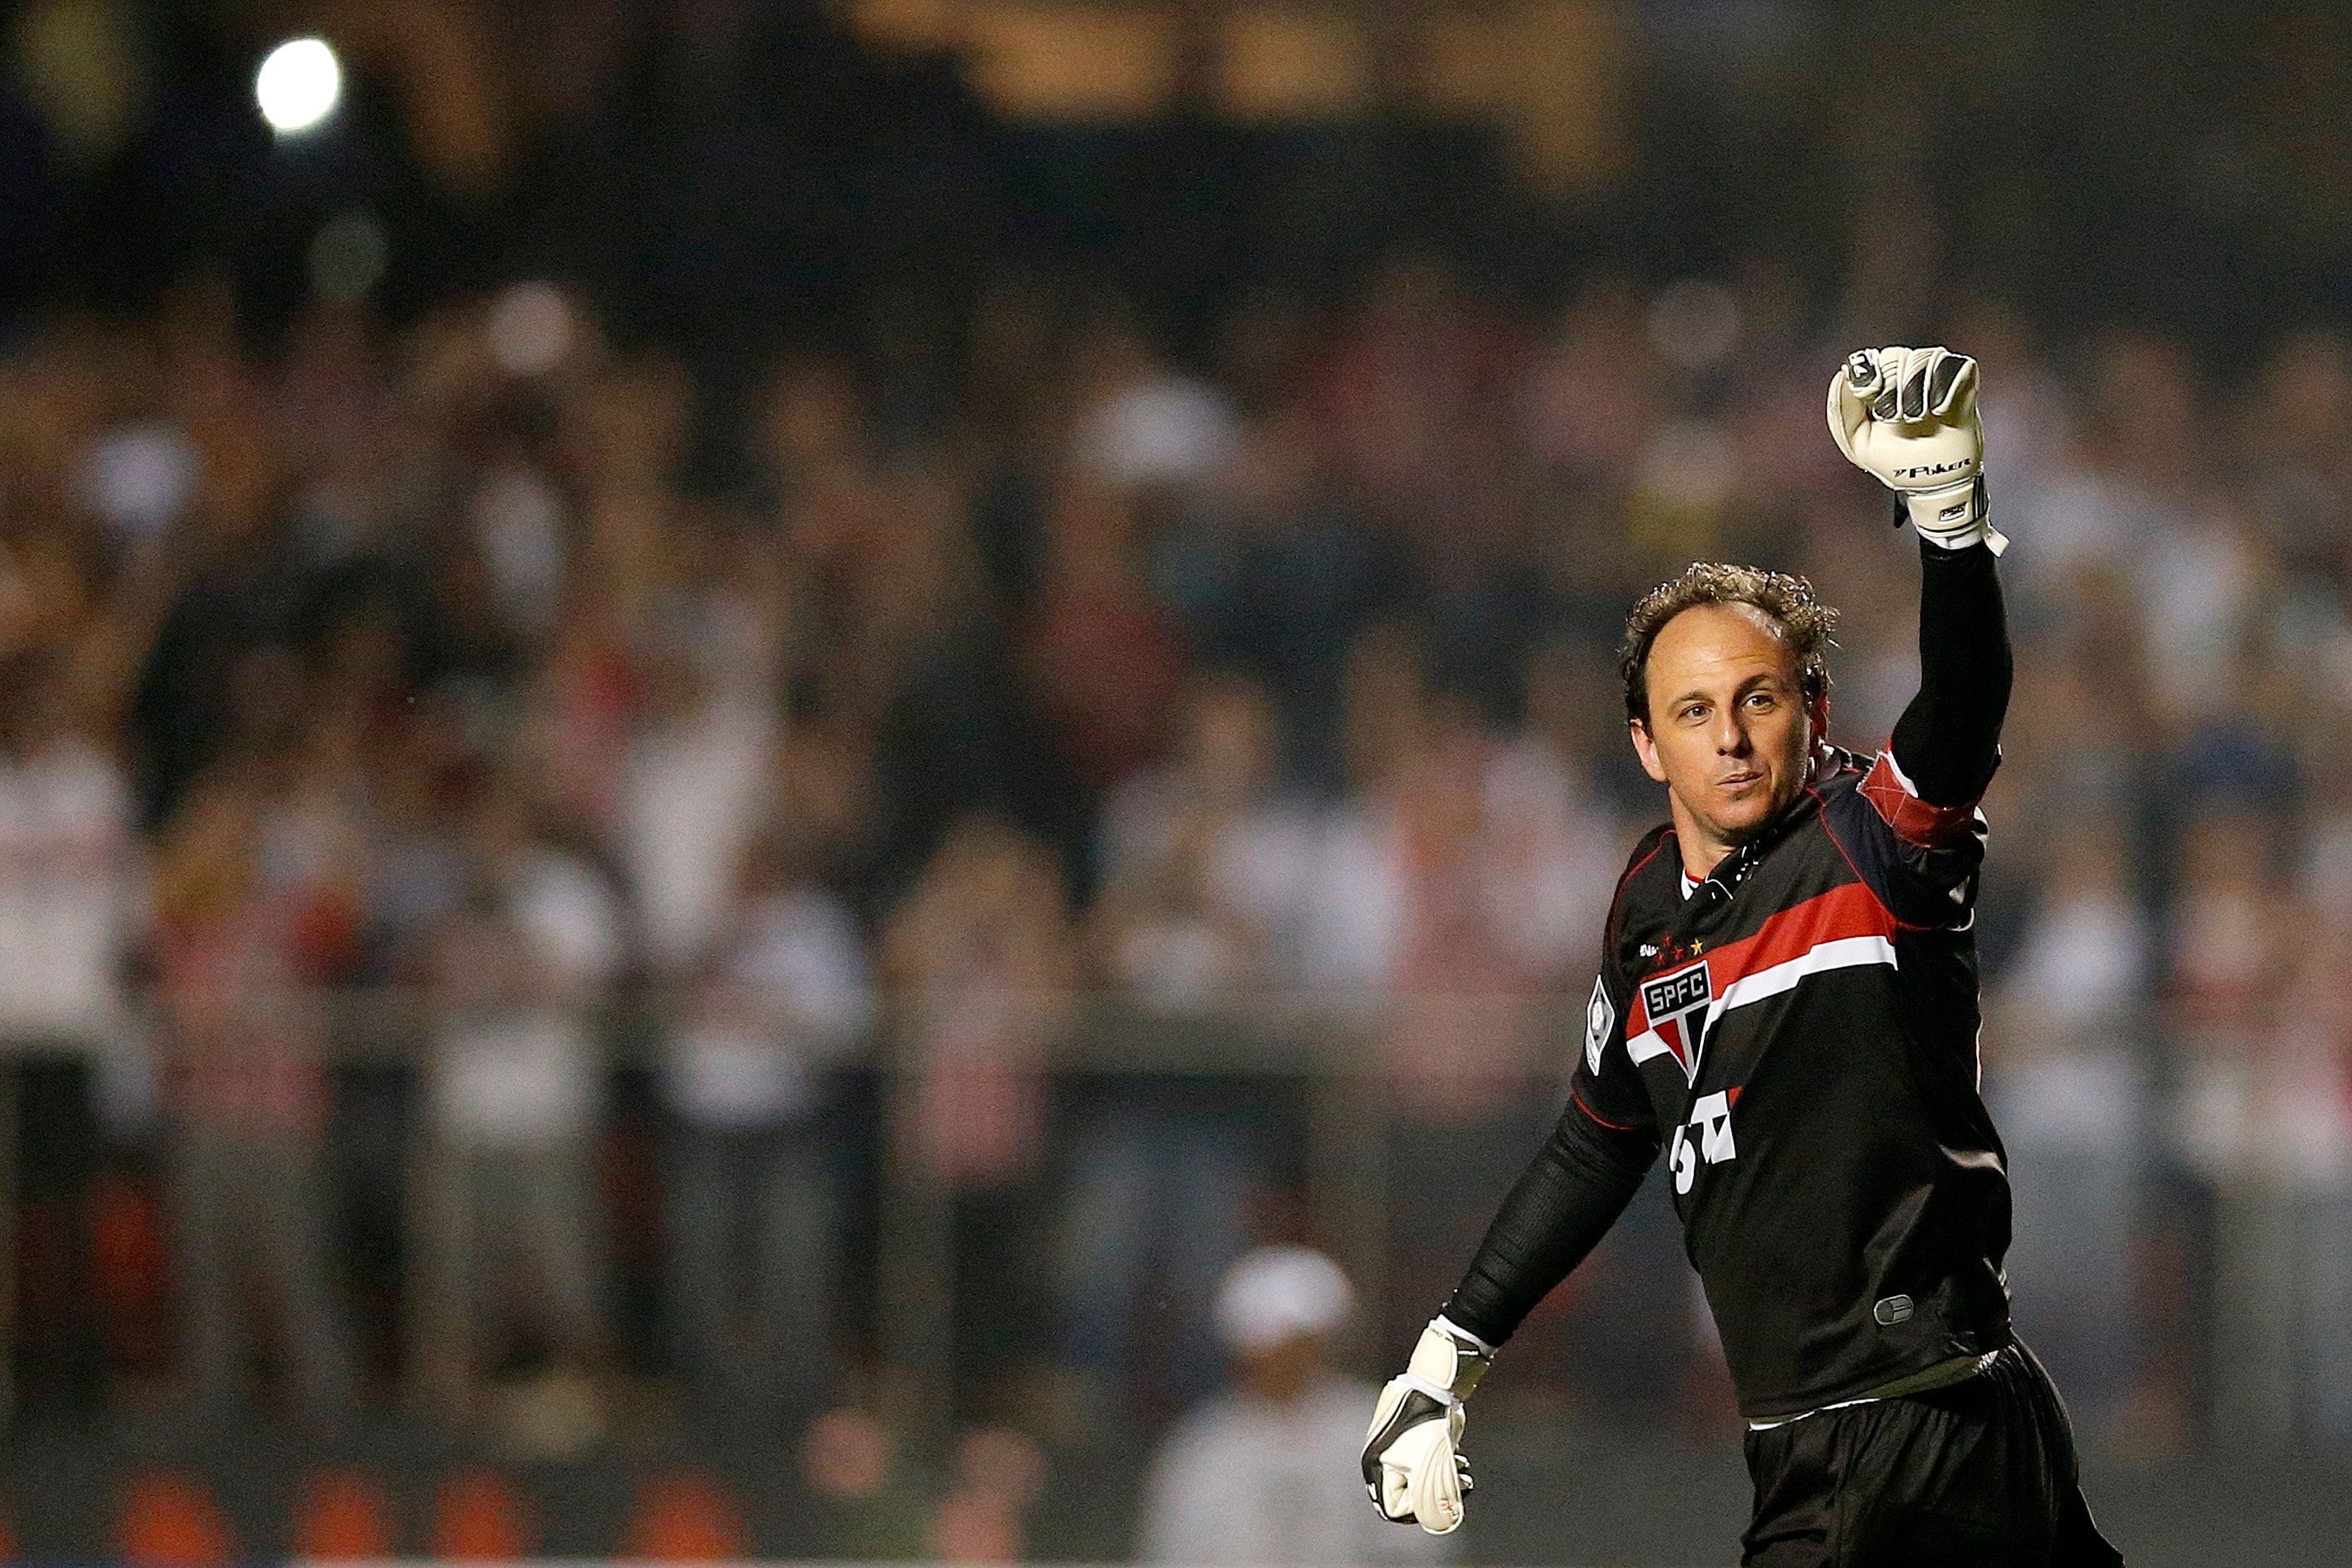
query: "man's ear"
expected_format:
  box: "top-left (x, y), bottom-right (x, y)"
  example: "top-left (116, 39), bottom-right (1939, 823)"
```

top-left (1807, 693), bottom-right (1830, 747)
top-left (1629, 718), bottom-right (1668, 784)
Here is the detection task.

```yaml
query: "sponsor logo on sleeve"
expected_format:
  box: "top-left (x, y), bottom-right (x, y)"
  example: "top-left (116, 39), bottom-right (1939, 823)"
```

top-left (1583, 977), bottom-right (1614, 1075)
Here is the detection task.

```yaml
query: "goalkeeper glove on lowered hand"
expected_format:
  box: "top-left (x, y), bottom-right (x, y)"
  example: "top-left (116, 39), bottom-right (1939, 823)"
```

top-left (1361, 1315), bottom-right (1493, 1535)
top-left (1827, 344), bottom-right (2007, 555)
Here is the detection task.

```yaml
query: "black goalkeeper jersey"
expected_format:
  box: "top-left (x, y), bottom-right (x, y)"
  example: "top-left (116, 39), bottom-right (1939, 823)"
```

top-left (1593, 747), bottom-right (2009, 1419)
top-left (1443, 543), bottom-right (2018, 1423)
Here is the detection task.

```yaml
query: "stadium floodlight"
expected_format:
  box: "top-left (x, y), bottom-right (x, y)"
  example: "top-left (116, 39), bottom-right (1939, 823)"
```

top-left (256, 37), bottom-right (342, 134)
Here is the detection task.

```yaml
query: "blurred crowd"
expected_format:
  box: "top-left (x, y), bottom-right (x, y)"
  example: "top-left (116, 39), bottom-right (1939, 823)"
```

top-left (1, 249), bottom-right (2350, 1483)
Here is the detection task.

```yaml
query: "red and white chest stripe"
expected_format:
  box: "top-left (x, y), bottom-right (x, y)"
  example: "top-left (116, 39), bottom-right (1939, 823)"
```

top-left (1625, 881), bottom-right (1898, 1082)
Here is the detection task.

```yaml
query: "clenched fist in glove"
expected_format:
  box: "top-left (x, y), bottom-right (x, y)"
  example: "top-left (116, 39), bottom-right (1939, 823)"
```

top-left (1828, 345), bottom-right (2007, 555)
top-left (1361, 1316), bottom-right (1493, 1535)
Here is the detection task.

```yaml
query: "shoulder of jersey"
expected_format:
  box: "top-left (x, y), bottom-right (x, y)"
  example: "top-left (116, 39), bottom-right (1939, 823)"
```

top-left (1613, 825), bottom-right (1676, 898)
top-left (1604, 825), bottom-right (1678, 941)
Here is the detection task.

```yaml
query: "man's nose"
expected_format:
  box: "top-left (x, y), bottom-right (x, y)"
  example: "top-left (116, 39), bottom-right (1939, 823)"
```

top-left (1714, 710), bottom-right (1753, 755)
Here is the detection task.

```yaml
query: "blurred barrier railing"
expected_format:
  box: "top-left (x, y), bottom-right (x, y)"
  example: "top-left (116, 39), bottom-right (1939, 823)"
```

top-left (2, 984), bottom-right (2349, 1453)
top-left (0, 983), bottom-right (1594, 1436)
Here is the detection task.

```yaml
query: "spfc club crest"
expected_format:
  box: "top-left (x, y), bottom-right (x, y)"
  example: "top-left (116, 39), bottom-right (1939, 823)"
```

top-left (1630, 957), bottom-right (1714, 1083)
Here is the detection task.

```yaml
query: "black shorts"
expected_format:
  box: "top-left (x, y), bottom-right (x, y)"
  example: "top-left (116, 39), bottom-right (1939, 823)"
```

top-left (1741, 1342), bottom-right (2126, 1566)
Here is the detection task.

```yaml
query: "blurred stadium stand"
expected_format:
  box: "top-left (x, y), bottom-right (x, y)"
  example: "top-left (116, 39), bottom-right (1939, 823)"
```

top-left (2, 2), bottom-right (2352, 1564)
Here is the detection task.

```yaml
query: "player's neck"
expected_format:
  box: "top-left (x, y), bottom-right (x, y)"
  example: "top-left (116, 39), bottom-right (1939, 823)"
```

top-left (1666, 796), bottom-right (1735, 882)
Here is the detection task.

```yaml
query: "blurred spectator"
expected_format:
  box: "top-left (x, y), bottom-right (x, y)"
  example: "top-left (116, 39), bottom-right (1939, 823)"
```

top-left (2240, 329), bottom-right (2352, 586)
top-left (2165, 785), bottom-right (2352, 1445)
top-left (2250, 898), bottom-right (2352, 1444)
top-left (411, 874), bottom-right (611, 1433)
top-left (1984, 826), bottom-right (2151, 1434)
top-left (1519, 274), bottom-right (1663, 489)
top-left (1095, 671), bottom-right (1319, 1002)
top-left (2169, 810), bottom-right (2282, 1180)
top-left (465, 454), bottom-right (571, 649)
top-left (1302, 623), bottom-right (1428, 1007)
top-left (1157, 407), bottom-right (1395, 791)
top-left (0, 659), bottom-right (138, 1045)
top-left (1055, 674), bottom-right (1312, 1420)
top-left (620, 625), bottom-right (781, 977)
top-left (1138, 1246), bottom-right (1447, 1566)
top-left (359, 737), bottom-right (470, 977)
top-left (1486, 640), bottom-right (1625, 977)
top-left (1314, 253), bottom-right (1523, 540)
top-left (801, 1403), bottom-right (930, 1558)
top-left (124, 346), bottom-right (296, 830)
top-left (480, 788), bottom-right (628, 995)
top-left (882, 815), bottom-right (1078, 1410)
top-left (1066, 312), bottom-right (1241, 492)
top-left (77, 415), bottom-right (197, 558)
top-left (523, 594), bottom-right (640, 835)
top-left (152, 767), bottom-right (356, 1421)
top-left (1307, 645), bottom-right (1570, 1342)
top-left (2166, 807), bottom-right (2303, 1445)
top-left (661, 830), bottom-right (872, 1415)
top-left (929, 1423), bottom-right (1050, 1563)
top-left (886, 815), bottom-right (1078, 1191)
top-left (750, 354), bottom-right (869, 507)
top-left (1025, 483), bottom-right (1188, 794)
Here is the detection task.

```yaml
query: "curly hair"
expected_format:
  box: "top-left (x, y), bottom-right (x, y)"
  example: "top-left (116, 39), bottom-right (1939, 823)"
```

top-left (1619, 563), bottom-right (1839, 726)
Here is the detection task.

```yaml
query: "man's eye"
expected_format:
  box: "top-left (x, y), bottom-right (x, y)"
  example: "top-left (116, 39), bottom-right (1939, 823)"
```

top-left (1746, 692), bottom-right (1777, 710)
top-left (1678, 704), bottom-right (1707, 723)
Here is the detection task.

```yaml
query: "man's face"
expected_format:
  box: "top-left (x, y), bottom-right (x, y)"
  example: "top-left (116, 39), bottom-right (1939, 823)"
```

top-left (1629, 603), bottom-right (1822, 865)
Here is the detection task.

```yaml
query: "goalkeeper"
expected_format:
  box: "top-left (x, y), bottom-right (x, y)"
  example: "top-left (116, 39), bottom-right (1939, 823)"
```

top-left (1361, 348), bottom-right (2126, 1566)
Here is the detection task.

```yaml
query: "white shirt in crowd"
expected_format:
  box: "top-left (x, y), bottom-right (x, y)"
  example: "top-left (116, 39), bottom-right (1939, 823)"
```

top-left (1138, 1376), bottom-right (1451, 1567)
top-left (507, 841), bottom-right (626, 993)
top-left (621, 692), bottom-right (776, 971)
top-left (1072, 371), bottom-right (1242, 489)
top-left (1996, 882), bottom-right (2150, 1043)
top-left (1479, 733), bottom-right (1620, 979)
top-left (663, 886), bottom-right (874, 1128)
top-left (1098, 767), bottom-right (1323, 1002)
top-left (1301, 799), bottom-right (1405, 1006)
top-left (434, 1011), bottom-right (598, 1149)
top-left (433, 843), bottom-right (624, 1151)
top-left (1988, 879), bottom-right (2152, 1159)
top-left (0, 737), bottom-right (135, 1037)
top-left (1302, 739), bottom-right (1616, 1006)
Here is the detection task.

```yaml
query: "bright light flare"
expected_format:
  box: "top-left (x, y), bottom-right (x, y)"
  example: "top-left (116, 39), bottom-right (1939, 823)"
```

top-left (256, 38), bottom-right (342, 134)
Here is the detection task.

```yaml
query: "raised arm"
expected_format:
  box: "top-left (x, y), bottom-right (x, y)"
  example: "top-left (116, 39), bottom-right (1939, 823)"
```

top-left (1888, 539), bottom-right (2011, 810)
top-left (1827, 343), bottom-right (2013, 823)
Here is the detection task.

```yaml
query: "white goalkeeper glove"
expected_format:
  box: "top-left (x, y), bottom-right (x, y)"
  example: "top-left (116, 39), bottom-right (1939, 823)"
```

top-left (1361, 1315), bottom-right (1493, 1535)
top-left (1827, 344), bottom-right (2007, 555)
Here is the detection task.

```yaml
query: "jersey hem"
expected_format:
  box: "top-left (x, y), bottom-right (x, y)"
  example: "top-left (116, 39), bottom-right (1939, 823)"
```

top-left (1732, 1337), bottom-right (2005, 1424)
